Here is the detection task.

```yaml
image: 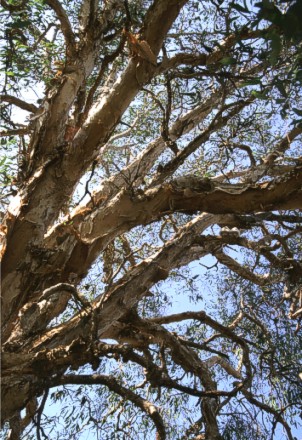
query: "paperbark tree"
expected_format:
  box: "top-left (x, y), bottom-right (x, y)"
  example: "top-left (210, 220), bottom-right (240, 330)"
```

top-left (1, 0), bottom-right (302, 439)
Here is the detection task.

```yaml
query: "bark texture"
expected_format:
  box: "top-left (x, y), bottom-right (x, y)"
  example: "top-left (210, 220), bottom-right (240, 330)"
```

top-left (1, 1), bottom-right (301, 439)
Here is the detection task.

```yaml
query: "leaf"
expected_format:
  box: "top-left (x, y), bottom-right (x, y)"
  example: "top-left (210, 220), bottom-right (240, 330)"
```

top-left (291, 120), bottom-right (302, 128)
top-left (251, 90), bottom-right (268, 100)
top-left (274, 80), bottom-right (287, 98)
top-left (10, 20), bottom-right (31, 29)
top-left (292, 107), bottom-right (302, 116)
top-left (232, 2), bottom-right (249, 13)
top-left (220, 56), bottom-right (236, 66)
top-left (239, 78), bottom-right (262, 87)
top-left (269, 31), bottom-right (282, 65)
top-left (256, 0), bottom-right (283, 27)
top-left (0, 157), bottom-right (7, 167)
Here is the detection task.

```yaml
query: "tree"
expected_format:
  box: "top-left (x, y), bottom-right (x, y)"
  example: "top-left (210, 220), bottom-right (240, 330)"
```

top-left (1, 0), bottom-right (302, 438)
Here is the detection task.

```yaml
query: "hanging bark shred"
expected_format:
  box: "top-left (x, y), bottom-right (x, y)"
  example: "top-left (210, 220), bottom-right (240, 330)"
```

top-left (123, 29), bottom-right (157, 66)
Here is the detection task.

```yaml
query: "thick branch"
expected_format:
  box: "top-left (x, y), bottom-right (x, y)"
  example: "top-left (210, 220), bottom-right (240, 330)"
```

top-left (0, 94), bottom-right (38, 113)
top-left (44, 0), bottom-right (76, 55)
top-left (93, 87), bottom-right (223, 203)
top-left (1, 0), bottom-right (189, 296)
top-left (2, 167), bottom-right (301, 333)
top-left (263, 126), bottom-right (302, 165)
top-left (0, 128), bottom-right (29, 137)
top-left (48, 168), bottom-right (302, 251)
top-left (149, 311), bottom-right (249, 346)
top-left (29, 214), bottom-right (219, 349)
top-left (213, 250), bottom-right (268, 286)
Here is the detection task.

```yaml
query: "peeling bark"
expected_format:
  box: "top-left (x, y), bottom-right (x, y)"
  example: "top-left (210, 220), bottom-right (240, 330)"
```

top-left (1, 0), bottom-right (301, 438)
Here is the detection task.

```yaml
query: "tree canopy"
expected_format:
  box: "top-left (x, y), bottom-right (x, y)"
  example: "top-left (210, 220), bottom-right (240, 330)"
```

top-left (1, 0), bottom-right (302, 439)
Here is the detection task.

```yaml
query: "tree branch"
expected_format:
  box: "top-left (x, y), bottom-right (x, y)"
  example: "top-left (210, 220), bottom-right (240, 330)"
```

top-left (56, 374), bottom-right (167, 440)
top-left (0, 128), bottom-right (29, 137)
top-left (213, 249), bottom-right (268, 286)
top-left (89, 62), bottom-right (264, 205)
top-left (242, 389), bottom-right (295, 440)
top-left (44, 0), bottom-right (76, 55)
top-left (0, 94), bottom-right (38, 113)
top-left (0, 0), bottom-right (27, 12)
top-left (46, 168), bottom-right (302, 253)
top-left (157, 27), bottom-right (271, 75)
top-left (1, 0), bottom-right (190, 298)
top-left (263, 126), bottom-right (302, 165)
top-left (29, 214), bottom-right (219, 349)
top-left (150, 98), bottom-right (254, 187)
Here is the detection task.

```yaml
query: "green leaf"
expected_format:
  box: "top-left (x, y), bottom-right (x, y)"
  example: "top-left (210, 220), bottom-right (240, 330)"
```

top-left (275, 80), bottom-right (287, 98)
top-left (232, 3), bottom-right (249, 13)
top-left (292, 107), bottom-right (302, 116)
top-left (251, 90), bottom-right (268, 100)
top-left (239, 78), bottom-right (262, 87)
top-left (10, 20), bottom-right (31, 29)
top-left (0, 157), bottom-right (7, 168)
top-left (220, 56), bottom-right (236, 66)
top-left (291, 120), bottom-right (302, 128)
top-left (269, 31), bottom-right (282, 65)
top-left (15, 42), bottom-right (29, 49)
